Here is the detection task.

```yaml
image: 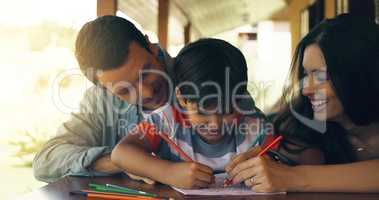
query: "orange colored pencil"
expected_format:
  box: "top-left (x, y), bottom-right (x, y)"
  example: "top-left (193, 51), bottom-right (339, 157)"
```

top-left (71, 190), bottom-right (161, 200)
top-left (81, 190), bottom-right (159, 200)
top-left (158, 132), bottom-right (193, 162)
top-left (138, 121), bottom-right (193, 162)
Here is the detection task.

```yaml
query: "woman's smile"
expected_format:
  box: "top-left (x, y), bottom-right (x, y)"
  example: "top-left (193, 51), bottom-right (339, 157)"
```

top-left (310, 99), bottom-right (328, 113)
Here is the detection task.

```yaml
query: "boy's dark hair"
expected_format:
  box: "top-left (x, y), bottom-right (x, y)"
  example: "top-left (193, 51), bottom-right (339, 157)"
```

top-left (75, 15), bottom-right (150, 83)
top-left (173, 38), bottom-right (248, 113)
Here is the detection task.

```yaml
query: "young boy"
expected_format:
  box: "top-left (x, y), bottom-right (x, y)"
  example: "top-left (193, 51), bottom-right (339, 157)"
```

top-left (111, 39), bottom-right (273, 189)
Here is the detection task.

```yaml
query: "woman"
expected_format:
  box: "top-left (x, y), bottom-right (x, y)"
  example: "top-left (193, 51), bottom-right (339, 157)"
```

top-left (225, 14), bottom-right (379, 193)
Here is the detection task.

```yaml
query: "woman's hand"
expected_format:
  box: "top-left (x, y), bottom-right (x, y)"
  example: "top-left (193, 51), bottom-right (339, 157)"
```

top-left (167, 162), bottom-right (215, 189)
top-left (226, 154), bottom-right (295, 193)
top-left (225, 146), bottom-right (262, 172)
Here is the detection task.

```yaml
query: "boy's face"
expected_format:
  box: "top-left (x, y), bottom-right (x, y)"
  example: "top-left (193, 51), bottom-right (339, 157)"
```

top-left (176, 91), bottom-right (240, 144)
top-left (98, 42), bottom-right (169, 110)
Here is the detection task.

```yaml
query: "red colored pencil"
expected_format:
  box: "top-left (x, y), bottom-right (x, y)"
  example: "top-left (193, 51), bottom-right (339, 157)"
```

top-left (158, 132), bottom-right (193, 162)
top-left (258, 135), bottom-right (283, 156)
top-left (137, 122), bottom-right (193, 162)
top-left (224, 135), bottom-right (284, 186)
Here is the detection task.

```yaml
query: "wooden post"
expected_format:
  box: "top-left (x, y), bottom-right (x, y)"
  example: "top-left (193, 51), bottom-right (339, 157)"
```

top-left (158, 0), bottom-right (169, 49)
top-left (288, 0), bottom-right (312, 54)
top-left (184, 23), bottom-right (191, 44)
top-left (97, 0), bottom-right (117, 16)
top-left (325, 0), bottom-right (336, 18)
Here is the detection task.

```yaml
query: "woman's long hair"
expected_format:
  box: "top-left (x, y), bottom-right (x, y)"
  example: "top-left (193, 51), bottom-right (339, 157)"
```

top-left (273, 14), bottom-right (379, 164)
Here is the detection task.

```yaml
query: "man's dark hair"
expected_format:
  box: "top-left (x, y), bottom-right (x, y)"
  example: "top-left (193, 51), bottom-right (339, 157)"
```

top-left (173, 38), bottom-right (248, 113)
top-left (75, 15), bottom-right (150, 83)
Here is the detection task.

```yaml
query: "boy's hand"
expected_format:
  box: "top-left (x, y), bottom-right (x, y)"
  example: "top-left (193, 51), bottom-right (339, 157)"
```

top-left (167, 162), bottom-right (215, 189)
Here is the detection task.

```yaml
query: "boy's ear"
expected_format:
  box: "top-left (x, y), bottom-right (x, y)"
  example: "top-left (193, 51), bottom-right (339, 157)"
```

top-left (175, 87), bottom-right (187, 108)
top-left (145, 34), bottom-right (159, 56)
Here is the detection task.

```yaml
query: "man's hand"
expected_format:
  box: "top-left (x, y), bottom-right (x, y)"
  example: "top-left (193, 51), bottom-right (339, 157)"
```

top-left (126, 173), bottom-right (156, 185)
top-left (92, 154), bottom-right (122, 174)
top-left (167, 162), bottom-right (215, 189)
top-left (92, 154), bottom-right (156, 184)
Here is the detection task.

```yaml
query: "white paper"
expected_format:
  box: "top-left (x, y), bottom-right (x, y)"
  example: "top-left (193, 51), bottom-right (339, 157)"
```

top-left (173, 173), bottom-right (286, 196)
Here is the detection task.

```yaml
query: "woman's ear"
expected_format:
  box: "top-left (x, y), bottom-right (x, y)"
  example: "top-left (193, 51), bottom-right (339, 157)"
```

top-left (175, 87), bottom-right (187, 108)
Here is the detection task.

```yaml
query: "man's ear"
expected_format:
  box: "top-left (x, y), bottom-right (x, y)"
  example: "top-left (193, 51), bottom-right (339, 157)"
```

top-left (145, 34), bottom-right (159, 56)
top-left (175, 87), bottom-right (187, 108)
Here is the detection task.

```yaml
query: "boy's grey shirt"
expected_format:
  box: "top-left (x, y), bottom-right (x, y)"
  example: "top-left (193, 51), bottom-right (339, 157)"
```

top-left (32, 46), bottom-right (257, 183)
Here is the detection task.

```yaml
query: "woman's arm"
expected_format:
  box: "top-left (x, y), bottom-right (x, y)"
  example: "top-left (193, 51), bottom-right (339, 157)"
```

top-left (227, 153), bottom-right (379, 193)
top-left (290, 159), bottom-right (379, 192)
top-left (111, 134), bottom-right (214, 189)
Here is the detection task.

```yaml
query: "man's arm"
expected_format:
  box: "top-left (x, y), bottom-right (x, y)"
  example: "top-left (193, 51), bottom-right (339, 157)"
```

top-left (33, 86), bottom-right (128, 182)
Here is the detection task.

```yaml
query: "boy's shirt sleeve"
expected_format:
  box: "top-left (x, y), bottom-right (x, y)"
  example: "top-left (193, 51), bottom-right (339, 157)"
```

top-left (135, 107), bottom-right (172, 153)
top-left (136, 120), bottom-right (161, 153)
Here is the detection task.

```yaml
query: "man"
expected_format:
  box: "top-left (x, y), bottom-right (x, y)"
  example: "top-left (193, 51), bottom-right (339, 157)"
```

top-left (33, 15), bottom-right (172, 183)
top-left (33, 15), bottom-right (255, 183)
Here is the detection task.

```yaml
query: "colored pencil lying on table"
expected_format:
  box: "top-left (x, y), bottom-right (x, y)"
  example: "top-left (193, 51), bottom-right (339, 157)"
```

top-left (105, 184), bottom-right (155, 197)
top-left (89, 183), bottom-right (157, 197)
top-left (70, 190), bottom-right (159, 200)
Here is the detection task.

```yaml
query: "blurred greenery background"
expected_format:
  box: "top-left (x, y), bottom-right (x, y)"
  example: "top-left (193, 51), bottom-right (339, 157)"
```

top-left (0, 0), bottom-right (96, 199)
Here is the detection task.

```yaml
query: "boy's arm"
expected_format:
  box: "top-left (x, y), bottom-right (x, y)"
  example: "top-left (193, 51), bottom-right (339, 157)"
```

top-left (111, 130), bottom-right (215, 189)
top-left (111, 132), bottom-right (171, 182)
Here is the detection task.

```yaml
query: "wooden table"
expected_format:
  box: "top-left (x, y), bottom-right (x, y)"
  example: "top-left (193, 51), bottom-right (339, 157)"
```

top-left (18, 174), bottom-right (379, 200)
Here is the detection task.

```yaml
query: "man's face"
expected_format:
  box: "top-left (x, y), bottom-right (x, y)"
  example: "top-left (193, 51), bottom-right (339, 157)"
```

top-left (97, 42), bottom-right (169, 110)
